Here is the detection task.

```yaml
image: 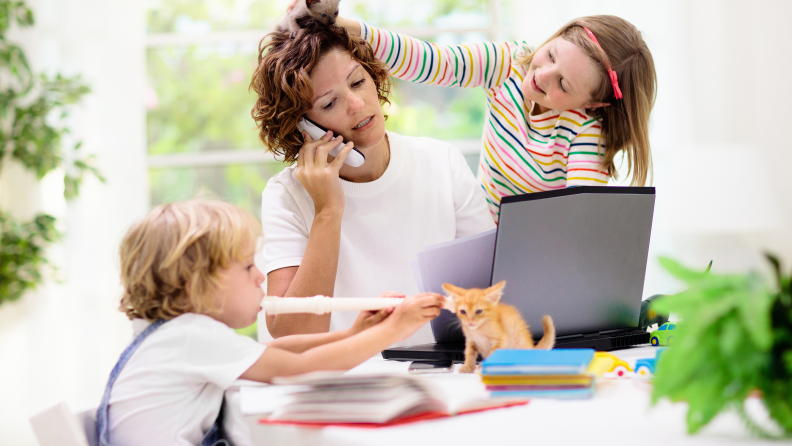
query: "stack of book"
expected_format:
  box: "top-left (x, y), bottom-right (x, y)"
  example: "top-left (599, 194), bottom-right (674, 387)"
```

top-left (257, 372), bottom-right (527, 427)
top-left (481, 349), bottom-right (596, 400)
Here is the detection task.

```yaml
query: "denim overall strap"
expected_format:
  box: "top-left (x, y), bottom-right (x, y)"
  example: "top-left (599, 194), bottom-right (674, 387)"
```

top-left (96, 319), bottom-right (167, 446)
top-left (200, 397), bottom-right (231, 446)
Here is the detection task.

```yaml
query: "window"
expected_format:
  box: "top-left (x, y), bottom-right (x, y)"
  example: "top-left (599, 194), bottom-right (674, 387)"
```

top-left (145, 0), bottom-right (507, 216)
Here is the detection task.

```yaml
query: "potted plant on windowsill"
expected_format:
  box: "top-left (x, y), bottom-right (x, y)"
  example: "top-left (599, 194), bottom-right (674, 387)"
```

top-left (651, 255), bottom-right (792, 438)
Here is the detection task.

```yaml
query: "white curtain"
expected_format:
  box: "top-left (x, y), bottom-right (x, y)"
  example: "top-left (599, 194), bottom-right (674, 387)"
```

top-left (0, 0), bottom-right (147, 444)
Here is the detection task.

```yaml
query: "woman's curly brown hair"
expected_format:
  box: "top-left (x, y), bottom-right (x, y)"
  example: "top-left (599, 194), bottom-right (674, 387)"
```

top-left (250, 18), bottom-right (392, 164)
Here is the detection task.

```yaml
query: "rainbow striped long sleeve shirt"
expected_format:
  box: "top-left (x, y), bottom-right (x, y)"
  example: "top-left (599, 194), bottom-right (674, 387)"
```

top-left (361, 23), bottom-right (610, 222)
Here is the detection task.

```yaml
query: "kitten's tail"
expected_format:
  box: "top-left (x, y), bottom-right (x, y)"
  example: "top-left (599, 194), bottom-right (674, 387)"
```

top-left (534, 315), bottom-right (556, 349)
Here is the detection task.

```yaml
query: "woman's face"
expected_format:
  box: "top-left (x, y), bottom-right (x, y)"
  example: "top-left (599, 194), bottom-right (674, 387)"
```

top-left (305, 48), bottom-right (386, 151)
top-left (522, 37), bottom-right (602, 112)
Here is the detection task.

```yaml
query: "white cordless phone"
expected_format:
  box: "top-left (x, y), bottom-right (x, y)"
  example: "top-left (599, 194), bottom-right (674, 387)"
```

top-left (297, 117), bottom-right (366, 167)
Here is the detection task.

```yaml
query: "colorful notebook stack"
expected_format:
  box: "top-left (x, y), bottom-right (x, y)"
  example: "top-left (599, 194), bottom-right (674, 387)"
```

top-left (481, 349), bottom-right (596, 400)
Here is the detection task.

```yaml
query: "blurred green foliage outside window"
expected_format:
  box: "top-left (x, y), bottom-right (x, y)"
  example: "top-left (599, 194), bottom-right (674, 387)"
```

top-left (146, 0), bottom-right (500, 218)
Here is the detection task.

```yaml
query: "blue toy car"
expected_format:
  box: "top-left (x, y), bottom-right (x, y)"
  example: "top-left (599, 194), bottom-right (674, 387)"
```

top-left (635, 349), bottom-right (665, 378)
top-left (635, 358), bottom-right (656, 377)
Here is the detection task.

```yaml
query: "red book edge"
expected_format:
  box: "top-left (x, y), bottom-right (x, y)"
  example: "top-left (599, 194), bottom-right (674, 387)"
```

top-left (258, 400), bottom-right (529, 429)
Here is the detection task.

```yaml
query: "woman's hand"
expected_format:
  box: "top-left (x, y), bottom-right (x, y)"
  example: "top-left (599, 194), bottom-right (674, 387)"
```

top-left (295, 130), bottom-right (354, 215)
top-left (348, 291), bottom-right (405, 335)
top-left (383, 293), bottom-right (445, 341)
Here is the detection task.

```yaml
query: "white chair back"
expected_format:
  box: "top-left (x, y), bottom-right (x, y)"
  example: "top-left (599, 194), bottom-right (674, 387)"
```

top-left (30, 402), bottom-right (97, 446)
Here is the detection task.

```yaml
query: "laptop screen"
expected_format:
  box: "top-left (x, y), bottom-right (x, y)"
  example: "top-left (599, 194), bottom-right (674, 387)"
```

top-left (492, 186), bottom-right (655, 338)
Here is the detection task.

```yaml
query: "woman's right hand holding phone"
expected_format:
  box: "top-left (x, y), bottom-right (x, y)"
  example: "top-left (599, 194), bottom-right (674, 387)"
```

top-left (295, 130), bottom-right (354, 215)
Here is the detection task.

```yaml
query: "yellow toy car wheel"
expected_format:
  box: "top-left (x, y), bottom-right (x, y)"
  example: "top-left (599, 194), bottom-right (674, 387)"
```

top-left (651, 337), bottom-right (659, 346)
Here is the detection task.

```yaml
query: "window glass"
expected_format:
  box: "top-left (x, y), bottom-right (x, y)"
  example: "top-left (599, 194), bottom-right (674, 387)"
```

top-left (147, 46), bottom-right (262, 155)
top-left (149, 163), bottom-right (283, 218)
top-left (147, 0), bottom-right (284, 33)
top-left (146, 0), bottom-right (496, 212)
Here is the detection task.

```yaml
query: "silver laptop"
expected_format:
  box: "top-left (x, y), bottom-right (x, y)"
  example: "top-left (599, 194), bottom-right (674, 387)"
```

top-left (382, 186), bottom-right (655, 362)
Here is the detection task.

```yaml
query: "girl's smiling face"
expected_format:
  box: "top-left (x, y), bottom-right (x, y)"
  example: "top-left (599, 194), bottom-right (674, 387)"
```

top-left (305, 48), bottom-right (386, 152)
top-left (522, 37), bottom-right (604, 113)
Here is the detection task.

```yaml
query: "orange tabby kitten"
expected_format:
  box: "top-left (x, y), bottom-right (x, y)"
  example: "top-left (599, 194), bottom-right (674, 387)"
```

top-left (442, 281), bottom-right (556, 373)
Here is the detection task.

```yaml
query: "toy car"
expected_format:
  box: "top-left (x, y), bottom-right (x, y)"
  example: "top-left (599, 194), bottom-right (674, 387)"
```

top-left (589, 352), bottom-right (633, 378)
top-left (634, 358), bottom-right (656, 377)
top-left (634, 349), bottom-right (665, 378)
top-left (650, 322), bottom-right (677, 346)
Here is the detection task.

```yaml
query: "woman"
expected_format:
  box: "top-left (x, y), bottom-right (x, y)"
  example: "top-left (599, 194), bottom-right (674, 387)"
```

top-left (250, 20), bottom-right (494, 346)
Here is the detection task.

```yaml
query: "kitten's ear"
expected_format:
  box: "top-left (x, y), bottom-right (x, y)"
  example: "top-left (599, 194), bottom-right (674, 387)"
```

top-left (484, 280), bottom-right (506, 303)
top-left (442, 283), bottom-right (465, 296)
top-left (441, 284), bottom-right (463, 312)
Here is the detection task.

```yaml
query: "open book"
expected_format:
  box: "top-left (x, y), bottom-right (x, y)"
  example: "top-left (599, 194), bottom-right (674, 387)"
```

top-left (244, 372), bottom-right (526, 427)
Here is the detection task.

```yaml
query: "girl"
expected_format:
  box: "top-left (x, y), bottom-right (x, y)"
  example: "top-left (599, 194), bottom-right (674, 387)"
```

top-left (98, 200), bottom-right (444, 445)
top-left (333, 14), bottom-right (656, 222)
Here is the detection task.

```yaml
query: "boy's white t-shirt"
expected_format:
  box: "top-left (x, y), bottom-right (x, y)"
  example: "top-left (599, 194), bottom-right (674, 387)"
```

top-left (262, 131), bottom-right (495, 346)
top-left (108, 313), bottom-right (266, 446)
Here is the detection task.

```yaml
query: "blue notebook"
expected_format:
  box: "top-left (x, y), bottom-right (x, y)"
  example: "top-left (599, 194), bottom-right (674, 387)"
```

top-left (490, 385), bottom-right (595, 400)
top-left (481, 349), bottom-right (595, 375)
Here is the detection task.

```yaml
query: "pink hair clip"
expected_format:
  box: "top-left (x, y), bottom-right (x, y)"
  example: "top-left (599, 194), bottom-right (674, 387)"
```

top-left (582, 26), bottom-right (623, 100)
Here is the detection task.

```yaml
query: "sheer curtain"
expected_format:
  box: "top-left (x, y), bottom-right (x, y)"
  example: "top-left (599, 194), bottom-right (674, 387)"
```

top-left (0, 0), bottom-right (147, 444)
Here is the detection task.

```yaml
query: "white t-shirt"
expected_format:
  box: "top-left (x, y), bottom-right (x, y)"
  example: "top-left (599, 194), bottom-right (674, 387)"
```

top-left (108, 314), bottom-right (266, 446)
top-left (261, 131), bottom-right (495, 346)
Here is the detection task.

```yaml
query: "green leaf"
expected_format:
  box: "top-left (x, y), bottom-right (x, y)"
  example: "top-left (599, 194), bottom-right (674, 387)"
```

top-left (735, 287), bottom-right (774, 350)
top-left (0, 211), bottom-right (60, 304)
top-left (658, 257), bottom-right (709, 283)
top-left (766, 252), bottom-right (782, 291)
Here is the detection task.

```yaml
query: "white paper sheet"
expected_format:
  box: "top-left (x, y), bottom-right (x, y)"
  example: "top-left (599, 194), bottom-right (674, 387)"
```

top-left (414, 229), bottom-right (497, 294)
top-left (239, 385), bottom-right (303, 415)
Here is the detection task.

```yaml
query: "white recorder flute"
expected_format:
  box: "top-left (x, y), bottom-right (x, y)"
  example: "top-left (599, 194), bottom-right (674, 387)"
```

top-left (262, 296), bottom-right (450, 315)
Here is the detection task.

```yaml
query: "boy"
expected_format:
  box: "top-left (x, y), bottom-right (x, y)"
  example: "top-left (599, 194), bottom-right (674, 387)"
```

top-left (97, 200), bottom-right (444, 446)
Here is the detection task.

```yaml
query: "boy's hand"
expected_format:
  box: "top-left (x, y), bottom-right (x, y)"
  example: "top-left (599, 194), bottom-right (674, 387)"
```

top-left (348, 291), bottom-right (405, 335)
top-left (384, 293), bottom-right (444, 341)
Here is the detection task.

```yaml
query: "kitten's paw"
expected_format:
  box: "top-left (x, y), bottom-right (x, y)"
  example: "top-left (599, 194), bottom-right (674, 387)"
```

top-left (459, 364), bottom-right (475, 373)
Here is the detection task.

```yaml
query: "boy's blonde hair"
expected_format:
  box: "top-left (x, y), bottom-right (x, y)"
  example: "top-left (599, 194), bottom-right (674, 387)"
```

top-left (517, 15), bottom-right (656, 186)
top-left (119, 200), bottom-right (262, 321)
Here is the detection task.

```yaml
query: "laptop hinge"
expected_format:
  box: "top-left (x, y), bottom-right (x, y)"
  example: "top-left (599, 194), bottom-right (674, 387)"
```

top-left (598, 327), bottom-right (641, 335)
top-left (555, 334), bottom-right (583, 340)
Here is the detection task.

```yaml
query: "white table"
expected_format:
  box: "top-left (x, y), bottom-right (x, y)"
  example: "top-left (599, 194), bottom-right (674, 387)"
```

top-left (232, 347), bottom-right (781, 446)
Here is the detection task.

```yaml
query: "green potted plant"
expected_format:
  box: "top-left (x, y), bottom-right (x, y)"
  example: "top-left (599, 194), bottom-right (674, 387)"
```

top-left (651, 255), bottom-right (792, 438)
top-left (0, 0), bottom-right (102, 305)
